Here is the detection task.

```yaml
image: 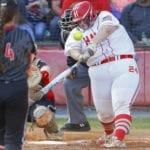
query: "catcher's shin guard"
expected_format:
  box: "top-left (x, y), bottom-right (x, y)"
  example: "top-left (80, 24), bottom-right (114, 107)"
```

top-left (33, 105), bottom-right (54, 128)
top-left (45, 115), bottom-right (58, 133)
top-left (33, 105), bottom-right (63, 140)
top-left (44, 116), bottom-right (64, 141)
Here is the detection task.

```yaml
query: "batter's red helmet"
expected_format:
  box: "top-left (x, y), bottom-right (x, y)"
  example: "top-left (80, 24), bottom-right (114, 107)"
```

top-left (72, 1), bottom-right (95, 22)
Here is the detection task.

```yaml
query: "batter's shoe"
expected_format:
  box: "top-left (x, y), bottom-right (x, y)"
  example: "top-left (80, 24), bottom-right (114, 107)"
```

top-left (104, 136), bottom-right (126, 148)
top-left (96, 134), bottom-right (112, 146)
top-left (60, 121), bottom-right (91, 132)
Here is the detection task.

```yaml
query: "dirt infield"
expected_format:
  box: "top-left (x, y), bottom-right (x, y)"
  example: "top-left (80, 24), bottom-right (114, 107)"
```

top-left (23, 127), bottom-right (150, 150)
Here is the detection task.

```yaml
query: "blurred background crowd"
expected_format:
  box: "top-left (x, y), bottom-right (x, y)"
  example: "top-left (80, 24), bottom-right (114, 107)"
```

top-left (18, 0), bottom-right (150, 46)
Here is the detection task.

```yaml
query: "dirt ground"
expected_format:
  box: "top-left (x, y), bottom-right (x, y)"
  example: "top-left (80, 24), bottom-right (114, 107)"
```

top-left (23, 127), bottom-right (150, 150)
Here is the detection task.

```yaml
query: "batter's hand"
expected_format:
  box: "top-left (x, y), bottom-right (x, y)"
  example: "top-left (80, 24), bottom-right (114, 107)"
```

top-left (87, 42), bottom-right (97, 56)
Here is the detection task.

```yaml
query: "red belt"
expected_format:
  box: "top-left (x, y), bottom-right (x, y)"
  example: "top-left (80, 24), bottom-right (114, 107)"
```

top-left (93, 55), bottom-right (134, 66)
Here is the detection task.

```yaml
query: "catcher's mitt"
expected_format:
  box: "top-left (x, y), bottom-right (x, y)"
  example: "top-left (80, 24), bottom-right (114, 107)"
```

top-left (29, 85), bottom-right (43, 101)
top-left (33, 105), bottom-right (54, 128)
top-left (28, 59), bottom-right (42, 88)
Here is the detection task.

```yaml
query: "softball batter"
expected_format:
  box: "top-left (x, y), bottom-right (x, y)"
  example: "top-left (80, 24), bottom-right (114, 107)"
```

top-left (64, 1), bottom-right (140, 148)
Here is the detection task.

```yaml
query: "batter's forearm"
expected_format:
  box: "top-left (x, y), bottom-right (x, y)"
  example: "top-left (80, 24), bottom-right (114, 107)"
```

top-left (92, 25), bottom-right (118, 45)
top-left (69, 49), bottom-right (92, 62)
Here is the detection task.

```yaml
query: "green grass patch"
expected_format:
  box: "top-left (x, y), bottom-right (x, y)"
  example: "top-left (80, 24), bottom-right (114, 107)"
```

top-left (131, 117), bottom-right (150, 129)
top-left (27, 117), bottom-right (150, 130)
top-left (55, 117), bottom-right (150, 130)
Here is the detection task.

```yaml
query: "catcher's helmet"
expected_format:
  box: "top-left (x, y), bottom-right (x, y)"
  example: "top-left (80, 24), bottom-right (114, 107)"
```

top-left (72, 1), bottom-right (95, 23)
top-left (59, 9), bottom-right (77, 32)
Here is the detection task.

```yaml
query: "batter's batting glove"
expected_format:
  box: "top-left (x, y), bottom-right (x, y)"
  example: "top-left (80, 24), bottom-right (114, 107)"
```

top-left (87, 42), bottom-right (97, 56)
top-left (79, 42), bottom-right (97, 62)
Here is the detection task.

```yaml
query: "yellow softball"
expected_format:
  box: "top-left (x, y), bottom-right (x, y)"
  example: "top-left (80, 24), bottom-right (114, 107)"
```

top-left (73, 31), bottom-right (83, 41)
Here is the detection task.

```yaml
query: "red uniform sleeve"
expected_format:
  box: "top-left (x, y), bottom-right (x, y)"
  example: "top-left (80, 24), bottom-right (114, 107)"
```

top-left (41, 70), bottom-right (55, 101)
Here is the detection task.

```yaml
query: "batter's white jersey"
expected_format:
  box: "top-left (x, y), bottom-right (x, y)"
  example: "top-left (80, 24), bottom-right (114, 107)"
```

top-left (65, 10), bottom-right (140, 123)
top-left (65, 11), bottom-right (135, 66)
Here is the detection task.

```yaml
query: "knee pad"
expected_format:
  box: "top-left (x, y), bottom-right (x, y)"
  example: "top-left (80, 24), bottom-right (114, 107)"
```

top-left (33, 105), bottom-right (54, 128)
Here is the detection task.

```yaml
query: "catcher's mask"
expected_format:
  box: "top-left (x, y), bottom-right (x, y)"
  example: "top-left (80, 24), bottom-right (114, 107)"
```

top-left (58, 9), bottom-right (77, 32)
top-left (72, 1), bottom-right (96, 30)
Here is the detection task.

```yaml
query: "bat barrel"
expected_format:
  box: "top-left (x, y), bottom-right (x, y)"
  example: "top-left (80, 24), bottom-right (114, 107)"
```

top-left (40, 60), bottom-right (81, 95)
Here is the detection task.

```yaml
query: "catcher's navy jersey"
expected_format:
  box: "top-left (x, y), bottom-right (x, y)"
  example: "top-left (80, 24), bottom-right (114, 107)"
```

top-left (0, 27), bottom-right (36, 81)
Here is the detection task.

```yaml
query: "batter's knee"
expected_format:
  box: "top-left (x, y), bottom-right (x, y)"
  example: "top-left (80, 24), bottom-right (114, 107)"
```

top-left (97, 111), bottom-right (114, 123)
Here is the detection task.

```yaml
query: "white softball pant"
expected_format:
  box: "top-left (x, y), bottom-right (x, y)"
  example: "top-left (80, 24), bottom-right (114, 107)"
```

top-left (88, 58), bottom-right (140, 123)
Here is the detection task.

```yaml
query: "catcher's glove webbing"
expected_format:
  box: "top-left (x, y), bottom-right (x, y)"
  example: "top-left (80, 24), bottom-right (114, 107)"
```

top-left (28, 58), bottom-right (42, 88)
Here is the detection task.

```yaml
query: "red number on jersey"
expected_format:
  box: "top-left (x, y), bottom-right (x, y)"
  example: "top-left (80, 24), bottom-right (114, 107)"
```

top-left (129, 66), bottom-right (139, 73)
top-left (5, 43), bottom-right (14, 61)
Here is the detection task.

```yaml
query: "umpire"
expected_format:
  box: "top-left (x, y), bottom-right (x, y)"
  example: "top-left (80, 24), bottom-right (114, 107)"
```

top-left (59, 9), bottom-right (91, 131)
top-left (0, 0), bottom-right (36, 150)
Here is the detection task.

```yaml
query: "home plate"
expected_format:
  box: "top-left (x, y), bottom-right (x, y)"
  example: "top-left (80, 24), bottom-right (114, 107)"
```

top-left (27, 141), bottom-right (67, 145)
top-left (26, 140), bottom-right (91, 145)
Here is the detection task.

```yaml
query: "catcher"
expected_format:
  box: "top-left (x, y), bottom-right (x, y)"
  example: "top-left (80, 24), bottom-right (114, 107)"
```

top-left (27, 57), bottom-right (63, 141)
